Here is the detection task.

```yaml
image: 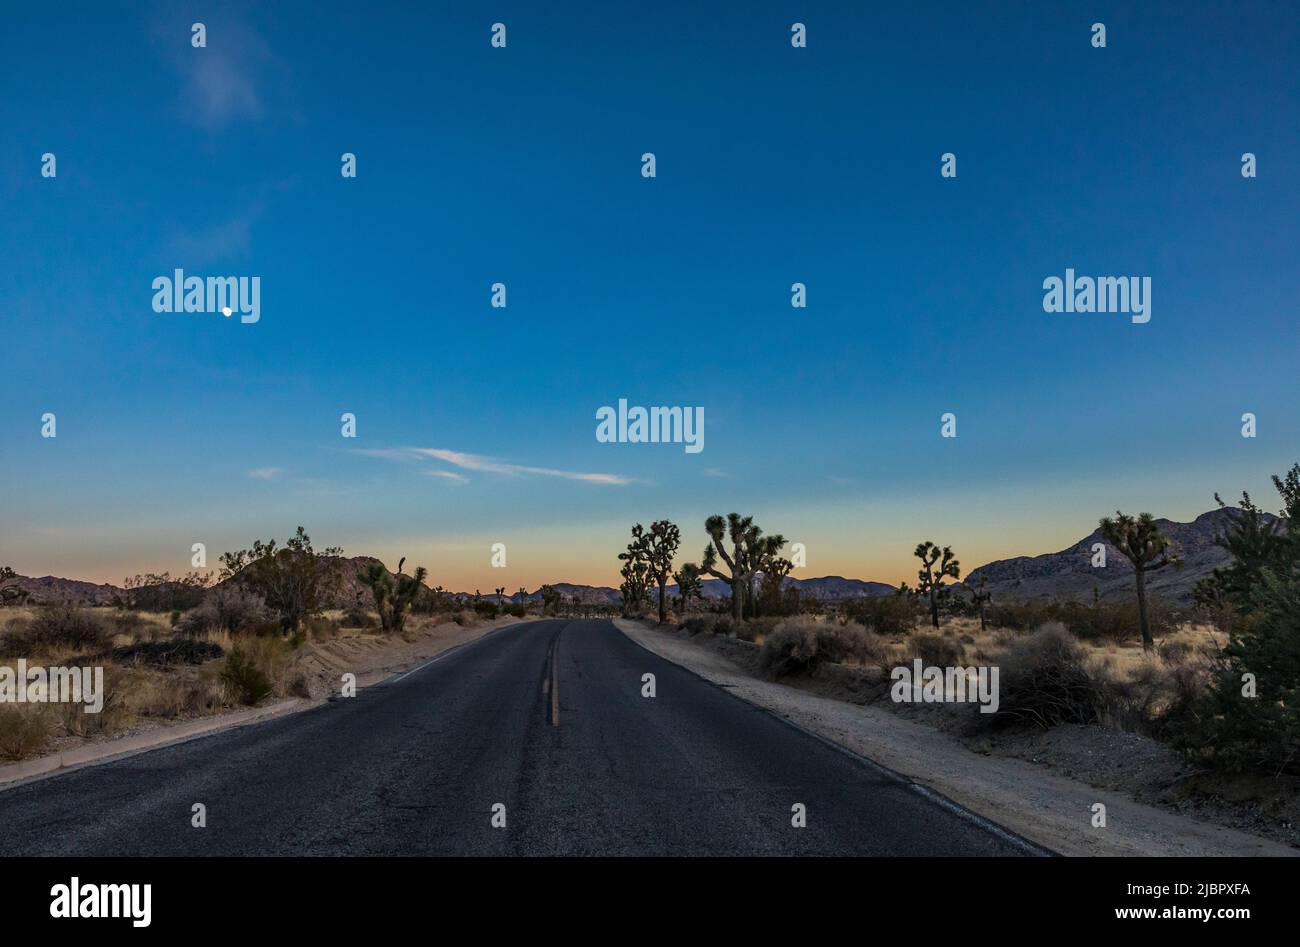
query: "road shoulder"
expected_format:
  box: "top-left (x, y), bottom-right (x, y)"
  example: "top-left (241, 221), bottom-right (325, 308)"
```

top-left (615, 618), bottom-right (1296, 857)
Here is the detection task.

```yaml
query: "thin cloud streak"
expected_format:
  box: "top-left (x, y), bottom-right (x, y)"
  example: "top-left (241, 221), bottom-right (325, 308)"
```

top-left (357, 448), bottom-right (635, 486)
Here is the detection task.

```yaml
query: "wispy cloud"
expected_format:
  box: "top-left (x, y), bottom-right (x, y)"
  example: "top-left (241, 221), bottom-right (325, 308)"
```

top-left (152, 12), bottom-right (292, 130)
top-left (425, 470), bottom-right (469, 484)
top-left (703, 467), bottom-right (732, 478)
top-left (187, 51), bottom-right (263, 126)
top-left (358, 448), bottom-right (634, 486)
top-left (248, 466), bottom-right (282, 480)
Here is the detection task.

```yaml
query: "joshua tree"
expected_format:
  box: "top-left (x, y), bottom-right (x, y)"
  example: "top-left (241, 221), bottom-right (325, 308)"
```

top-left (630, 520), bottom-right (681, 624)
top-left (914, 541), bottom-right (960, 629)
top-left (619, 557), bottom-right (649, 615)
top-left (968, 574), bottom-right (992, 632)
top-left (673, 562), bottom-right (703, 613)
top-left (539, 584), bottom-right (562, 615)
top-left (359, 557), bottom-right (429, 632)
top-left (701, 513), bottom-right (782, 620)
top-left (618, 527), bottom-right (653, 615)
top-left (495, 586), bottom-right (506, 607)
top-left (1100, 511), bottom-right (1182, 651)
top-left (747, 531), bottom-right (791, 618)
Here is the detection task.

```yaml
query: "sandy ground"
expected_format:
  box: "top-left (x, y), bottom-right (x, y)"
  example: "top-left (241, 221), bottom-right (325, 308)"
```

top-left (616, 619), bottom-right (1297, 857)
top-left (291, 614), bottom-right (525, 698)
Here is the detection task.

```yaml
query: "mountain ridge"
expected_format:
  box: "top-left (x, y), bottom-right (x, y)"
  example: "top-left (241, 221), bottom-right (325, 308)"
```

top-left (3, 508), bottom-right (1257, 608)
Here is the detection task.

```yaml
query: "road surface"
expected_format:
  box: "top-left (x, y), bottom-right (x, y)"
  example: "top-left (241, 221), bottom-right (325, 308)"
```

top-left (0, 619), bottom-right (1041, 855)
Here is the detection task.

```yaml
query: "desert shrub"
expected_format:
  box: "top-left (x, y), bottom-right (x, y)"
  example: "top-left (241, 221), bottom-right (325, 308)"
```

top-left (112, 610), bottom-right (148, 636)
top-left (0, 705), bottom-right (52, 760)
top-left (306, 616), bottom-right (339, 640)
top-left (124, 674), bottom-right (189, 718)
top-left (980, 625), bottom-right (1106, 730)
top-left (737, 617), bottom-right (780, 643)
top-left (984, 599), bottom-right (1055, 632)
top-left (682, 614), bottom-right (717, 635)
top-left (341, 606), bottom-right (377, 628)
top-left (473, 600), bottom-right (499, 618)
top-left (907, 633), bottom-right (966, 668)
top-left (984, 598), bottom-right (1181, 644)
top-left (1062, 599), bottom-right (1177, 644)
top-left (1157, 640), bottom-right (1191, 665)
top-left (178, 589), bottom-right (269, 636)
top-left (59, 671), bottom-right (127, 737)
top-left (759, 618), bottom-right (881, 678)
top-left (0, 604), bottom-right (111, 655)
top-left (713, 615), bottom-right (736, 637)
top-left (843, 595), bottom-right (917, 637)
top-left (220, 649), bottom-right (272, 705)
top-left (451, 610), bottom-right (476, 627)
top-left (503, 603), bottom-right (527, 618)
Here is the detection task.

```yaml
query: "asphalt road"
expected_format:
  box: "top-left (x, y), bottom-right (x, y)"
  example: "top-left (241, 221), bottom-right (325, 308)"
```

top-left (0, 619), bottom-right (1040, 855)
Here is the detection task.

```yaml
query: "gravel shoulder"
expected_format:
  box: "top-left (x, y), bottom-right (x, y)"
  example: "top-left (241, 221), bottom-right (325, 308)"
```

top-left (616, 619), bottom-right (1297, 857)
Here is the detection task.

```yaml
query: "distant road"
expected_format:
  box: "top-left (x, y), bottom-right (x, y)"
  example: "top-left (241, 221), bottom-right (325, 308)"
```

top-left (0, 619), bottom-right (1041, 855)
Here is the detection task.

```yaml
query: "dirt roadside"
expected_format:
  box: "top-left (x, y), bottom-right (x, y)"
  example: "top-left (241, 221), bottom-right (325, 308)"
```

top-left (615, 618), bottom-right (1296, 857)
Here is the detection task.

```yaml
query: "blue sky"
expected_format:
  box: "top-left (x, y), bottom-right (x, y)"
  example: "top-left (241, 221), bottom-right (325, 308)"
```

top-left (2, 1), bottom-right (1297, 588)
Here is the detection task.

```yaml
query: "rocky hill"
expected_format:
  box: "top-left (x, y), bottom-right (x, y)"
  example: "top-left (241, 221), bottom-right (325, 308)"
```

top-left (964, 507), bottom-right (1264, 604)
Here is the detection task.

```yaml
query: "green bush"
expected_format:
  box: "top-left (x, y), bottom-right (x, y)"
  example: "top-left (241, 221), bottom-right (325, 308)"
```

top-left (220, 648), bottom-right (272, 705)
top-left (1173, 574), bottom-right (1300, 775)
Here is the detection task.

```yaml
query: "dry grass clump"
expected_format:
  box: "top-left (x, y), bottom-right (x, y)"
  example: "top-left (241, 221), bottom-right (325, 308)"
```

top-left (1, 604), bottom-right (112, 657)
top-left (0, 705), bottom-right (53, 760)
top-left (759, 617), bottom-right (889, 679)
top-left (966, 624), bottom-right (1103, 731)
top-left (904, 633), bottom-right (966, 668)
